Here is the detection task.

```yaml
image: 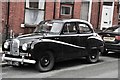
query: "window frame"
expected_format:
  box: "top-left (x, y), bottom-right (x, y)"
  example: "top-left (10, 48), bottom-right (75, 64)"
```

top-left (62, 22), bottom-right (78, 35)
top-left (24, 0), bottom-right (45, 27)
top-left (80, 0), bottom-right (92, 22)
top-left (61, 5), bottom-right (72, 16)
top-left (26, 0), bottom-right (45, 10)
top-left (76, 22), bottom-right (93, 34)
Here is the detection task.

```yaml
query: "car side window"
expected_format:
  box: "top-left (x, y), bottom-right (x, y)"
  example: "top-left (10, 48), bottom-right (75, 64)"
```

top-left (77, 23), bottom-right (91, 33)
top-left (62, 22), bottom-right (77, 34)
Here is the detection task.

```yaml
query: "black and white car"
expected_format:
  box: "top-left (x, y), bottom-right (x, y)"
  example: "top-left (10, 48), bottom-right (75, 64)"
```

top-left (2, 19), bottom-right (104, 72)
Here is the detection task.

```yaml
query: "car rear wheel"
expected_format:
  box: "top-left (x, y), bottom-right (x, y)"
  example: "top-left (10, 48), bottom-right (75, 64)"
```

top-left (86, 49), bottom-right (100, 63)
top-left (36, 51), bottom-right (54, 72)
top-left (101, 49), bottom-right (109, 56)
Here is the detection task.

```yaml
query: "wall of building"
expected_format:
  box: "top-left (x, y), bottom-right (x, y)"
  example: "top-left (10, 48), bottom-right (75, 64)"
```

top-left (1, 2), bottom-right (8, 43)
top-left (45, 1), bottom-right (55, 20)
top-left (113, 2), bottom-right (119, 25)
top-left (90, 2), bottom-right (100, 30)
top-left (2, 1), bottom-right (25, 41)
top-left (73, 1), bottom-right (81, 19)
top-left (9, 2), bottom-right (25, 36)
top-left (0, 1), bottom-right (2, 44)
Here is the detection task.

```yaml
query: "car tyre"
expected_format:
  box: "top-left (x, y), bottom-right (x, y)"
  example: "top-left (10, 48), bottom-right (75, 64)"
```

top-left (36, 51), bottom-right (54, 72)
top-left (101, 49), bottom-right (109, 56)
top-left (86, 49), bottom-right (100, 63)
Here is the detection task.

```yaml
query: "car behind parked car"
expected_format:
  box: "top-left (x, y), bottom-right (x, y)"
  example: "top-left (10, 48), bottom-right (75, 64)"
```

top-left (98, 25), bottom-right (120, 55)
top-left (2, 19), bottom-right (104, 72)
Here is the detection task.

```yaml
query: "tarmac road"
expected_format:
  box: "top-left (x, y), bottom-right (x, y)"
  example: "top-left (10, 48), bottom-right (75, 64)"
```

top-left (1, 52), bottom-right (119, 79)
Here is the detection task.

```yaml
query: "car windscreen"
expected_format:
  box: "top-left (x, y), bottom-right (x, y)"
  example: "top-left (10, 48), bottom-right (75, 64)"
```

top-left (34, 21), bottom-right (63, 34)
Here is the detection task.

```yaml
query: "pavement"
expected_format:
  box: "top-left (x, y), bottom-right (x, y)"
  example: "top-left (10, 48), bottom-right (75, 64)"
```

top-left (0, 44), bottom-right (2, 53)
top-left (0, 44), bottom-right (7, 67)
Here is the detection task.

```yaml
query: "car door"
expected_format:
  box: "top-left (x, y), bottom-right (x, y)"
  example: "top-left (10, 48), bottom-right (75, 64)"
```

top-left (59, 22), bottom-right (79, 59)
top-left (75, 22), bottom-right (93, 56)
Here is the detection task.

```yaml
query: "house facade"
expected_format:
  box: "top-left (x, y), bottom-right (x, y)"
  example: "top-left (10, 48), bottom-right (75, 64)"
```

top-left (1, 0), bottom-right (119, 42)
top-left (118, 0), bottom-right (120, 25)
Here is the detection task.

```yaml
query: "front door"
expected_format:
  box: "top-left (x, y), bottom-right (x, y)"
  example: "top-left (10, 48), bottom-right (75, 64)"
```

top-left (60, 22), bottom-right (79, 59)
top-left (101, 2), bottom-right (114, 30)
top-left (76, 22), bottom-right (93, 56)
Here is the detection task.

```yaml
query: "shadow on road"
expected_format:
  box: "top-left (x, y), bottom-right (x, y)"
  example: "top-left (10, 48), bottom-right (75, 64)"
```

top-left (5, 58), bottom-right (104, 73)
top-left (4, 52), bottom-right (119, 72)
top-left (53, 58), bottom-right (104, 71)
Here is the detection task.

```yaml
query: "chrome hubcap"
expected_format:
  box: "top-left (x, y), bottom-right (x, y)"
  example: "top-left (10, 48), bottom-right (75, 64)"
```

top-left (41, 56), bottom-right (50, 67)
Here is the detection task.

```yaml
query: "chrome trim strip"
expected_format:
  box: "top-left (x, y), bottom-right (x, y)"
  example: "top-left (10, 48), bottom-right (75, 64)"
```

top-left (42, 39), bottom-right (86, 49)
top-left (3, 57), bottom-right (36, 64)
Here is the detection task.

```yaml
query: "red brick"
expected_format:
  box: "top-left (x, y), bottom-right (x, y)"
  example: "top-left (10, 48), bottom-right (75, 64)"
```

top-left (45, 1), bottom-right (55, 20)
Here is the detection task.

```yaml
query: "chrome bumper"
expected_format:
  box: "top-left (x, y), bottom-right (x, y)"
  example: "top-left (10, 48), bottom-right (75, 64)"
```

top-left (2, 54), bottom-right (36, 64)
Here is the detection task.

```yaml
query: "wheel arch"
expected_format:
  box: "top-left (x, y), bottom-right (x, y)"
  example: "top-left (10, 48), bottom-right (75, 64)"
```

top-left (32, 42), bottom-right (62, 61)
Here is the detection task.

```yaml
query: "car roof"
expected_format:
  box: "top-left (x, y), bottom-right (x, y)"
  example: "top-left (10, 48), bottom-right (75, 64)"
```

top-left (51, 19), bottom-right (90, 23)
top-left (38, 19), bottom-right (94, 30)
top-left (51, 19), bottom-right (93, 28)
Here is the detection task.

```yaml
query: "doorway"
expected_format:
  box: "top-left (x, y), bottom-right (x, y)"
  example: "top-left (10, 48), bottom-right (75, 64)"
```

top-left (100, 2), bottom-right (114, 30)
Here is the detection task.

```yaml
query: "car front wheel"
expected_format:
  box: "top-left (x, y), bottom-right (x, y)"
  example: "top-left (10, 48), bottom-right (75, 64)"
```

top-left (36, 51), bottom-right (54, 72)
top-left (86, 49), bottom-right (100, 63)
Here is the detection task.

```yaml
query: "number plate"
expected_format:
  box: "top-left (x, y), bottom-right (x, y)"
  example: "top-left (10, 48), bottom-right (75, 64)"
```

top-left (103, 37), bottom-right (115, 42)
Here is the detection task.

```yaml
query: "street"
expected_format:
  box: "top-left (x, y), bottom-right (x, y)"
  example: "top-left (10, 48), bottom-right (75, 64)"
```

top-left (1, 52), bottom-right (120, 78)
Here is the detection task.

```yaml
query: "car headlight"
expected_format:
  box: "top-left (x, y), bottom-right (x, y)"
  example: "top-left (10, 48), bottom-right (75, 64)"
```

top-left (22, 43), bottom-right (28, 51)
top-left (4, 42), bottom-right (9, 49)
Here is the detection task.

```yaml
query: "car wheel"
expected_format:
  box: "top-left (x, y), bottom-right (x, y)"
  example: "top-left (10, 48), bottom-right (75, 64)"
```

top-left (101, 49), bottom-right (109, 56)
top-left (86, 49), bottom-right (100, 63)
top-left (36, 51), bottom-right (54, 72)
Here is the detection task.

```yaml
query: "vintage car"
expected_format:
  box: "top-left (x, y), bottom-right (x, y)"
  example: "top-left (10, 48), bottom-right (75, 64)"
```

top-left (98, 25), bottom-right (120, 55)
top-left (2, 19), bottom-right (104, 72)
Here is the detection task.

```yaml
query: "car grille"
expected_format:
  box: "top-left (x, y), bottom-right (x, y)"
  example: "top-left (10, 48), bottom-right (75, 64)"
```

top-left (10, 39), bottom-right (20, 56)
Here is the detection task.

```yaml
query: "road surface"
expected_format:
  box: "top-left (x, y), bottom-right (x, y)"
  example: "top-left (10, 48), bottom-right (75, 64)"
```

top-left (1, 52), bottom-right (119, 78)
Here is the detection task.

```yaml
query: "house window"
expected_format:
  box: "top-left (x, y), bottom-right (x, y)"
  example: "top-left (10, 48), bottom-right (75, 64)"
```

top-left (61, 5), bottom-right (72, 15)
top-left (29, 0), bottom-right (39, 8)
top-left (25, 0), bottom-right (45, 26)
top-left (80, 0), bottom-right (92, 22)
top-left (26, 0), bottom-right (45, 9)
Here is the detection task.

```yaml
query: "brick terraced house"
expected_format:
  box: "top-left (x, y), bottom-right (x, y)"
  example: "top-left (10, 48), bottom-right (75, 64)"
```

top-left (1, 0), bottom-right (119, 42)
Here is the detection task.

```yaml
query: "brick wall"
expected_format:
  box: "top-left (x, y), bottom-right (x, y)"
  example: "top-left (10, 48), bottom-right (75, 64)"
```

top-left (1, 2), bottom-right (8, 43)
top-left (45, 1), bottom-right (55, 20)
top-left (54, 0), bottom-right (61, 19)
top-left (9, 2), bottom-right (25, 36)
top-left (113, 2), bottom-right (119, 25)
top-left (90, 2), bottom-right (100, 29)
top-left (0, 1), bottom-right (2, 44)
top-left (73, 1), bottom-right (81, 19)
